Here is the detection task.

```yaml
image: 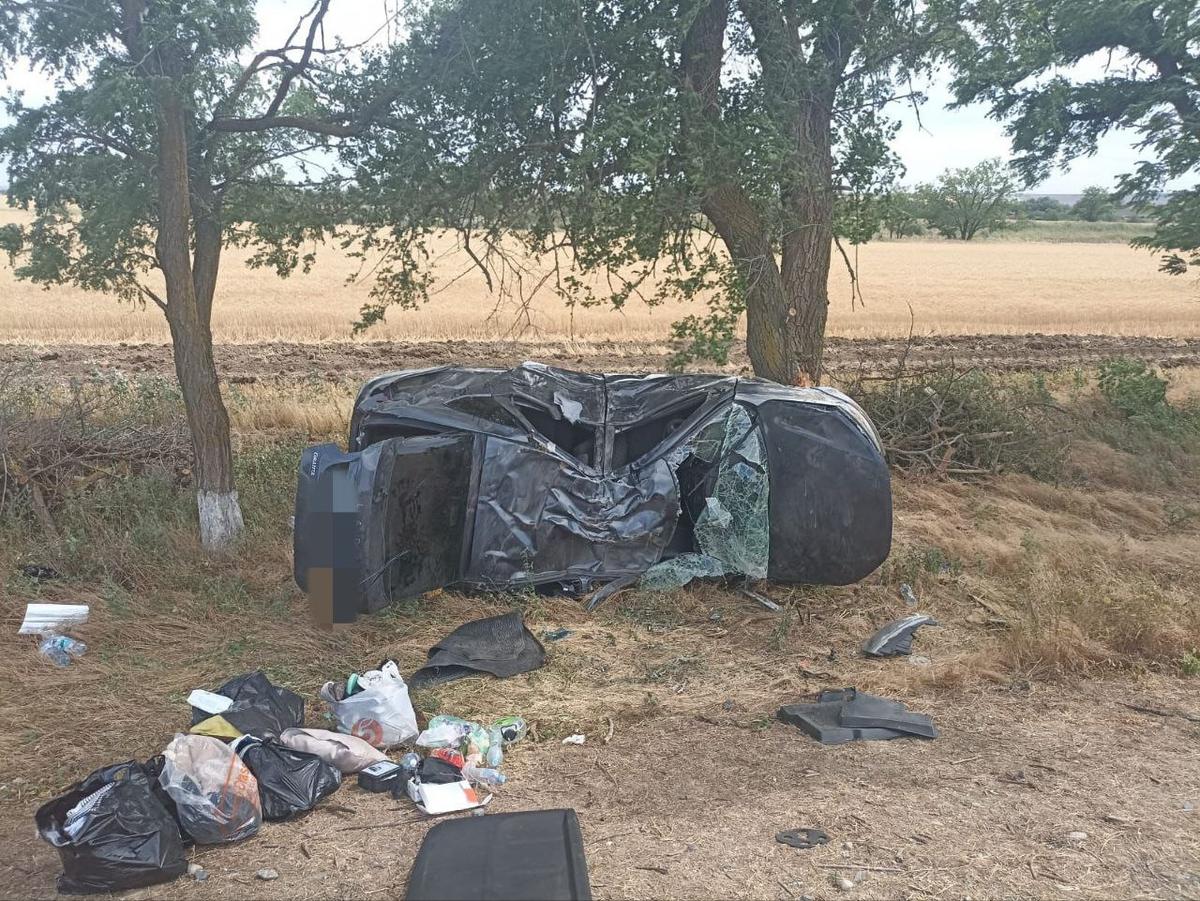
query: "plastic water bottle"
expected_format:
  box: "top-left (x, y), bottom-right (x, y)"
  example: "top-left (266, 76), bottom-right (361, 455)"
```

top-left (463, 765), bottom-right (506, 786)
top-left (38, 634), bottom-right (87, 667)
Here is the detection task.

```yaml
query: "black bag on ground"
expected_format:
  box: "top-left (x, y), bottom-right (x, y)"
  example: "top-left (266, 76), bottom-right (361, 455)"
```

top-left (35, 761), bottom-right (187, 895)
top-left (190, 670), bottom-right (305, 738)
top-left (232, 735), bottom-right (342, 821)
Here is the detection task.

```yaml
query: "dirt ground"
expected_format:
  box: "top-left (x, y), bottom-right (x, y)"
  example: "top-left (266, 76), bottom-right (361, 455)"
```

top-left (7, 332), bottom-right (1200, 384)
top-left (3, 336), bottom-right (1200, 900)
top-left (3, 662), bottom-right (1198, 900)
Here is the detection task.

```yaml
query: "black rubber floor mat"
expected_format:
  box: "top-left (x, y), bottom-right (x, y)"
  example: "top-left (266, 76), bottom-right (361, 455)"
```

top-left (777, 700), bottom-right (908, 745)
top-left (409, 611), bottom-right (546, 688)
top-left (406, 809), bottom-right (591, 901)
top-left (819, 688), bottom-right (938, 738)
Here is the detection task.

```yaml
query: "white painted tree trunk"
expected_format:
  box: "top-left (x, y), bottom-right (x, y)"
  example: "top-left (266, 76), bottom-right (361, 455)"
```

top-left (197, 489), bottom-right (245, 551)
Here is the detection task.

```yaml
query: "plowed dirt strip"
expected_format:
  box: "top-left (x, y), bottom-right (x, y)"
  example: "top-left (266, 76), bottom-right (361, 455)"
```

top-left (6, 333), bottom-right (1200, 383)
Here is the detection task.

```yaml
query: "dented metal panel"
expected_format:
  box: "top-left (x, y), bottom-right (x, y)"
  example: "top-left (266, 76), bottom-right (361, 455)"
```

top-left (294, 363), bottom-right (892, 625)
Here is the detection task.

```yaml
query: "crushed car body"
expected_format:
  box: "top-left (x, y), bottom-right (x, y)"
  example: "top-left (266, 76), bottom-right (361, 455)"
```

top-left (294, 363), bottom-right (892, 626)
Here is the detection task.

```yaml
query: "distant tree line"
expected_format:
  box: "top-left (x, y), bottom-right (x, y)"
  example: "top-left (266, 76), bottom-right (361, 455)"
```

top-left (840, 160), bottom-right (1153, 244)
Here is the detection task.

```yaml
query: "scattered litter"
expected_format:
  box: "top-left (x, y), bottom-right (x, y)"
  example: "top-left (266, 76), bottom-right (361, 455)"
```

top-left (776, 827), bottom-right (831, 850)
top-left (187, 863), bottom-right (207, 882)
top-left (778, 688), bottom-right (937, 744)
top-left (20, 563), bottom-right (61, 580)
top-left (833, 876), bottom-right (855, 892)
top-left (256, 868), bottom-right (279, 881)
top-left (36, 761), bottom-right (188, 894)
top-left (159, 734), bottom-right (261, 844)
top-left (908, 655), bottom-right (932, 668)
top-left (542, 628), bottom-right (573, 642)
top-left (19, 602), bottom-right (87, 635)
top-left (399, 756), bottom-right (492, 816)
top-left (356, 760), bottom-right (404, 794)
top-left (189, 671), bottom-right (304, 740)
top-left (38, 633), bottom-right (87, 667)
top-left (409, 611), bottom-right (546, 688)
top-left (320, 659), bottom-right (418, 748)
top-left (862, 614), bottom-right (938, 658)
top-left (278, 727), bottom-right (386, 774)
top-left (1066, 831), bottom-right (1088, 842)
top-left (187, 688), bottom-right (233, 715)
top-left (406, 809), bottom-right (590, 901)
top-left (562, 734), bottom-right (586, 745)
top-left (899, 583), bottom-right (918, 607)
top-left (232, 735), bottom-right (341, 822)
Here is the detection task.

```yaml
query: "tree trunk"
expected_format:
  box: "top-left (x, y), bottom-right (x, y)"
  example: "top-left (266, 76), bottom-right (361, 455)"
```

top-left (701, 186), bottom-right (795, 384)
top-left (154, 87), bottom-right (244, 550)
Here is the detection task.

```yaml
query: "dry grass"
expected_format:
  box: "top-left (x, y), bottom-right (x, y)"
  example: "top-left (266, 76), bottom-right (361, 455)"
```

top-left (2, 368), bottom-right (1199, 899)
top-left (3, 202), bottom-right (1198, 344)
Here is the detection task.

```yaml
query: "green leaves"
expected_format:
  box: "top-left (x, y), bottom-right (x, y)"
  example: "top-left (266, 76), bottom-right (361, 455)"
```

top-left (945, 0), bottom-right (1200, 271)
top-left (916, 158), bottom-right (1016, 240)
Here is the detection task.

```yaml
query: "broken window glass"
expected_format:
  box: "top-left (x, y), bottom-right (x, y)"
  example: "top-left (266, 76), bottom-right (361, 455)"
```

top-left (641, 404), bottom-right (770, 591)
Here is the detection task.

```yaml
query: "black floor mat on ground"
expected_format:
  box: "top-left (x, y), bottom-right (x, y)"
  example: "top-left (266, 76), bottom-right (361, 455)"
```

top-left (409, 611), bottom-right (546, 688)
top-left (820, 688), bottom-right (938, 738)
top-left (778, 688), bottom-right (938, 744)
top-left (406, 809), bottom-right (591, 901)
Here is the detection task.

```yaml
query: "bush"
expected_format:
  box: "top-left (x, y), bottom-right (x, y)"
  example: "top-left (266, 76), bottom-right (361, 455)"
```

top-left (852, 368), bottom-right (1069, 479)
top-left (1097, 358), bottom-right (1169, 416)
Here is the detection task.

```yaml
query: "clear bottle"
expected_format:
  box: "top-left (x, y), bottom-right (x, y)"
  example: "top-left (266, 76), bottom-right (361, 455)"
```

top-left (462, 765), bottom-right (506, 786)
top-left (39, 634), bottom-right (87, 667)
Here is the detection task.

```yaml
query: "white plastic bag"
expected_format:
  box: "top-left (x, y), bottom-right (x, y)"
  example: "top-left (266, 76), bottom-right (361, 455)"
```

top-left (319, 660), bottom-right (418, 749)
top-left (158, 734), bottom-right (261, 844)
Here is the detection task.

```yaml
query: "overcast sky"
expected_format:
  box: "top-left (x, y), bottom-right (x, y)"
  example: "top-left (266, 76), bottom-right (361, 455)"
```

top-left (0, 0), bottom-right (1160, 194)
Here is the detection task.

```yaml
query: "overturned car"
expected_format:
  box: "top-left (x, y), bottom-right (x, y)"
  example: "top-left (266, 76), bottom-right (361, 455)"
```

top-left (294, 363), bottom-right (892, 627)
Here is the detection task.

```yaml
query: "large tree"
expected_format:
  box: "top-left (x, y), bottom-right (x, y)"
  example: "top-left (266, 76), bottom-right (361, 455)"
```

top-left (944, 0), bottom-right (1200, 274)
top-left (0, 0), bottom-right (383, 548)
top-left (918, 158), bottom-right (1016, 240)
top-left (346, 0), bottom-right (937, 383)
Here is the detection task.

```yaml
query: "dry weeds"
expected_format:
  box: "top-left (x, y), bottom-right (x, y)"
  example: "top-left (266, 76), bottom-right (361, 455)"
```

top-left (1, 367), bottom-right (1198, 899)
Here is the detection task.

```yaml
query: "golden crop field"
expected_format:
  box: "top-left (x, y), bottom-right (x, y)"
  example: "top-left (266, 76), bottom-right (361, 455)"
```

top-left (1, 204), bottom-right (1197, 344)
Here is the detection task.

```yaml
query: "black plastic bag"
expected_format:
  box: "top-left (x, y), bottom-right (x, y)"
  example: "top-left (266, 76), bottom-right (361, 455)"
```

top-left (233, 736), bottom-right (342, 821)
top-left (35, 762), bottom-right (187, 895)
top-left (190, 670), bottom-right (305, 738)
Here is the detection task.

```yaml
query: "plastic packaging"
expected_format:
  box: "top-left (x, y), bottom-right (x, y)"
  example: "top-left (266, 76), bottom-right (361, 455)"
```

top-left (397, 752), bottom-right (422, 785)
top-left (36, 761), bottom-right (188, 894)
top-left (463, 765), bottom-right (507, 786)
top-left (320, 660), bottom-right (418, 749)
top-left (431, 747), bottom-right (466, 769)
top-left (415, 720), bottom-right (472, 750)
top-left (158, 734), bottom-right (261, 844)
top-left (39, 634), bottom-right (87, 667)
top-left (278, 727), bottom-right (387, 774)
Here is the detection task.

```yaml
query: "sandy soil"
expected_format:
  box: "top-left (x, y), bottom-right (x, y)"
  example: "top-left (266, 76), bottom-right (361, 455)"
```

top-left (7, 333), bottom-right (1200, 384)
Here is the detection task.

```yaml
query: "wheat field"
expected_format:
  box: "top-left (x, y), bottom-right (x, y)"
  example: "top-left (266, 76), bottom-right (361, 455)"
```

top-left (1, 204), bottom-right (1197, 343)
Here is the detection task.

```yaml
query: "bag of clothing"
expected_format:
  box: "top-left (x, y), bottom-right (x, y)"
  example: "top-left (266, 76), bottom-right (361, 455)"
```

top-left (158, 734), bottom-right (261, 844)
top-left (319, 660), bottom-right (418, 748)
top-left (232, 735), bottom-right (342, 821)
top-left (35, 761), bottom-right (187, 894)
top-left (278, 727), bottom-right (387, 774)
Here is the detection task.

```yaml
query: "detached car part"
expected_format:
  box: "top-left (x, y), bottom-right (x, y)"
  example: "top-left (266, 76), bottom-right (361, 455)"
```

top-left (862, 614), bottom-right (939, 657)
top-left (294, 363), bottom-right (892, 627)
